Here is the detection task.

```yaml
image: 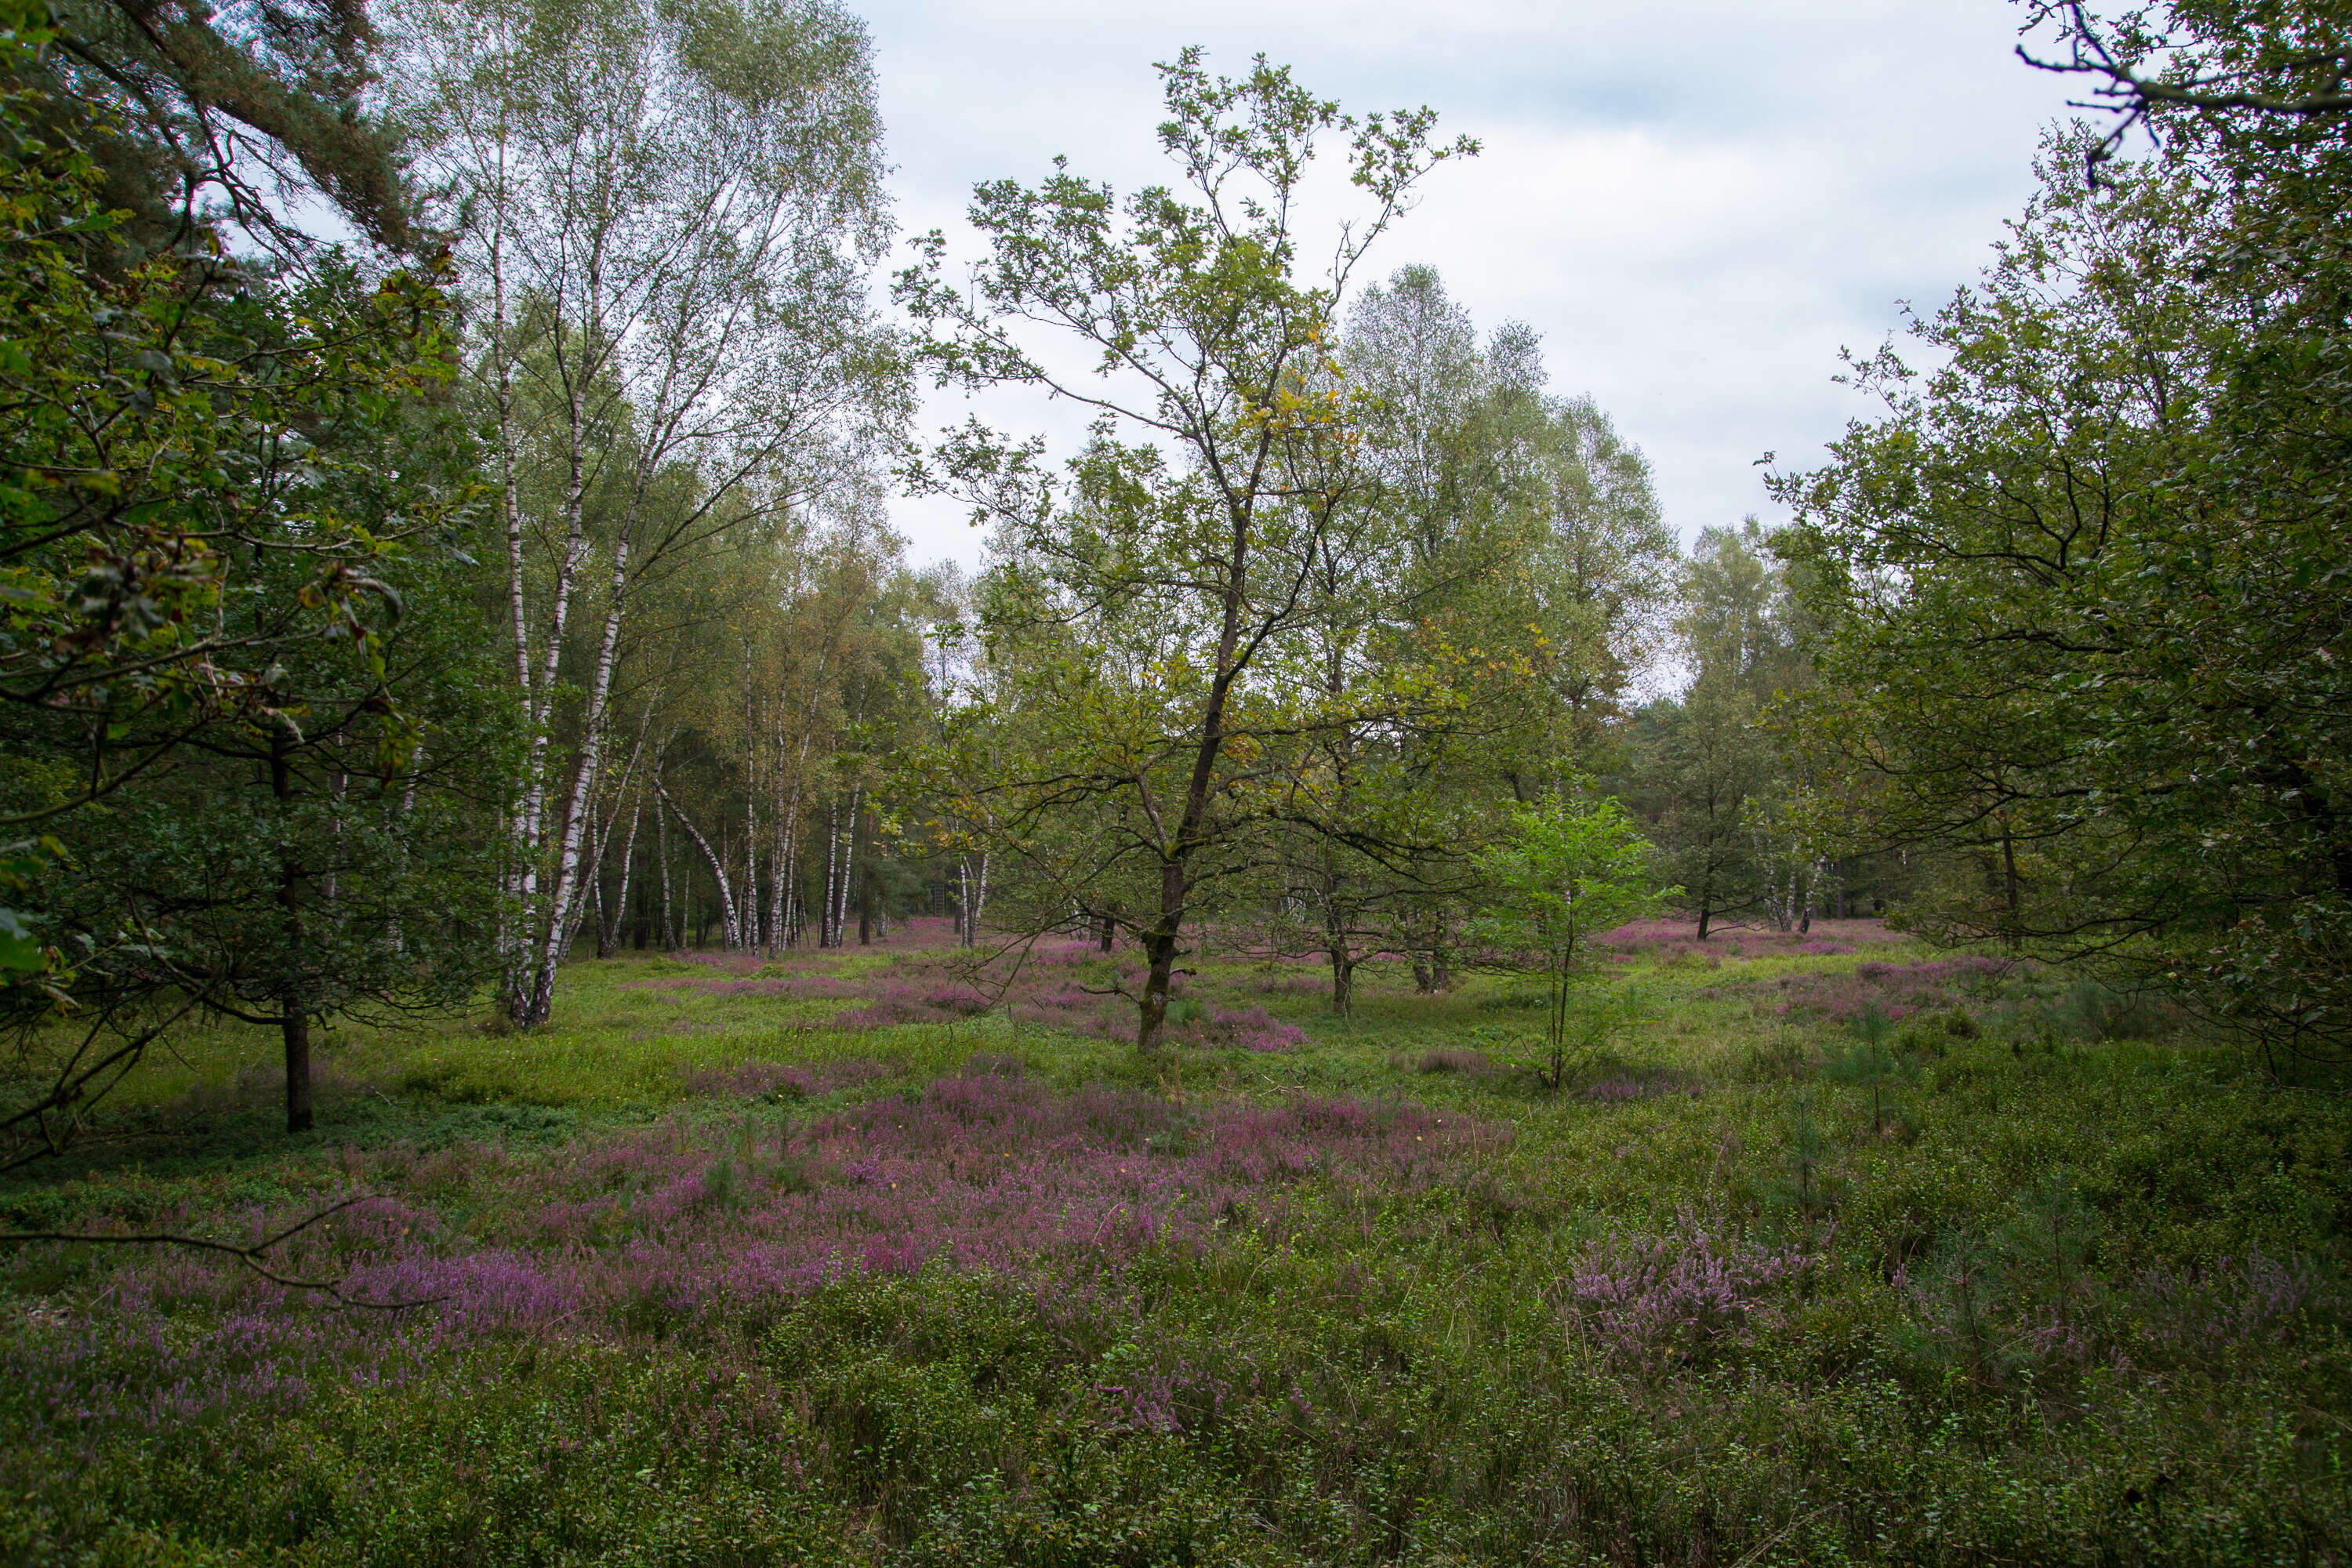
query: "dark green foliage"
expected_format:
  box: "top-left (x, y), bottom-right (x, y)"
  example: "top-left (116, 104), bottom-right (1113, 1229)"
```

top-left (0, 0), bottom-right (515, 1149)
top-left (19, 0), bottom-right (412, 251)
top-left (1823, 1007), bottom-right (1926, 1135)
top-left (1777, 5), bottom-right (2352, 1065)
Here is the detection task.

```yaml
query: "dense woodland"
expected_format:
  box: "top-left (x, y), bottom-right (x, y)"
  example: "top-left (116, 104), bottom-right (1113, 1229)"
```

top-left (1, 0), bottom-right (2349, 1562)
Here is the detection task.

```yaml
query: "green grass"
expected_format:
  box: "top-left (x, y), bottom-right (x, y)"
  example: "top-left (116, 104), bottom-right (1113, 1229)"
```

top-left (2, 923), bottom-right (2347, 1565)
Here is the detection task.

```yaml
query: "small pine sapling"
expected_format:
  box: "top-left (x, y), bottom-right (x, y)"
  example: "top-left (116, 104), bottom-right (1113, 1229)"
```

top-left (1824, 1006), bottom-right (1925, 1134)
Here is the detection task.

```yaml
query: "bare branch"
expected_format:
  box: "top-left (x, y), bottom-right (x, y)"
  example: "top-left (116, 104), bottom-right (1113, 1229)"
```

top-left (0, 1195), bottom-right (445, 1310)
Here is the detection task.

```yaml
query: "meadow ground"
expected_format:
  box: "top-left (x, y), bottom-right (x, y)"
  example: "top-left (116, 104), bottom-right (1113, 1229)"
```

top-left (2, 918), bottom-right (2346, 1566)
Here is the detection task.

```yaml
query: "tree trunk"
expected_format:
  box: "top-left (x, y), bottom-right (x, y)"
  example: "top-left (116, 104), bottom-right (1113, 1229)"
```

top-left (659, 780), bottom-right (740, 947)
top-left (658, 785), bottom-right (677, 951)
top-left (633, 854), bottom-right (651, 950)
top-left (821, 800), bottom-right (839, 947)
top-left (2000, 817), bottom-right (2023, 953)
top-left (967, 853), bottom-right (988, 947)
top-left (270, 731), bottom-right (312, 1134)
top-left (855, 807), bottom-right (872, 946)
top-left (743, 659), bottom-right (760, 955)
top-left (1327, 946), bottom-right (1354, 1015)
top-left (282, 1010), bottom-right (313, 1135)
top-left (517, 538), bottom-right (630, 1025)
top-left (838, 788), bottom-right (862, 947)
top-left (1098, 913), bottom-right (1114, 953)
top-left (597, 788), bottom-right (643, 959)
top-left (505, 366), bottom-right (593, 1010)
top-left (1138, 922), bottom-right (1178, 1054)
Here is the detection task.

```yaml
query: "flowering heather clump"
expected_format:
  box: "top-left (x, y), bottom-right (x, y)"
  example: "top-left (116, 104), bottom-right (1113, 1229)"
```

top-left (1175, 1004), bottom-right (1307, 1053)
top-left (1564, 1217), bottom-right (1815, 1365)
top-left (1026, 938), bottom-right (1109, 967)
top-left (622, 973), bottom-right (863, 1000)
top-left (1007, 994), bottom-right (1308, 1051)
top-left (0, 1072), bottom-right (1504, 1446)
top-left (713, 974), bottom-right (864, 1000)
top-left (1006, 981), bottom-right (1119, 1033)
top-left (1761, 956), bottom-right (2009, 1022)
top-left (2125, 1255), bottom-right (2328, 1349)
top-left (1601, 918), bottom-right (1906, 957)
top-left (828, 981), bottom-right (994, 1029)
top-left (680, 1059), bottom-right (893, 1100)
top-left (671, 951), bottom-right (766, 975)
top-left (1252, 973), bottom-right (1328, 996)
top-left (1599, 919), bottom-right (1697, 952)
top-left (1583, 1073), bottom-right (1702, 1103)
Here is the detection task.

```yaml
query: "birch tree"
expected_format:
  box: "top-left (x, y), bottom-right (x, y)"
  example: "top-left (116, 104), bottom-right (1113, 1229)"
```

top-left (389, 0), bottom-right (901, 1022)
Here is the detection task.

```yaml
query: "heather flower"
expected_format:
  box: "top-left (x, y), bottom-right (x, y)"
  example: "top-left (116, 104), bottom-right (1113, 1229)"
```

top-left (1563, 1216), bottom-right (1813, 1366)
top-left (2, 1073), bottom-right (1504, 1439)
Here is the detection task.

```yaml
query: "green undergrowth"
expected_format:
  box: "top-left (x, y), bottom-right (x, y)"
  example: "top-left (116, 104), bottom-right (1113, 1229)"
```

top-left (3, 927), bottom-right (2347, 1563)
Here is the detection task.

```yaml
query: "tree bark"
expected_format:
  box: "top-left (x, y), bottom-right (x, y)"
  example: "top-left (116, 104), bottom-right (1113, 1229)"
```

top-left (855, 807), bottom-right (872, 946)
top-left (282, 1011), bottom-right (313, 1134)
top-left (517, 539), bottom-right (630, 1023)
top-left (659, 779), bottom-right (740, 947)
top-left (597, 787), bottom-right (643, 959)
top-left (270, 729), bottom-right (312, 1134)
top-left (658, 773), bottom-right (677, 951)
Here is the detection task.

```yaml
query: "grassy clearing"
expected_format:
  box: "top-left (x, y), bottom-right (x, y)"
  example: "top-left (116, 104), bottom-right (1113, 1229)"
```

top-left (2, 919), bottom-right (2347, 1565)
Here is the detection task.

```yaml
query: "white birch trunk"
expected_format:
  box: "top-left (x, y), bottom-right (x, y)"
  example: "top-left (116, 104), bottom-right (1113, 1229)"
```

top-left (658, 779), bottom-right (740, 947)
top-left (518, 539), bottom-right (628, 1023)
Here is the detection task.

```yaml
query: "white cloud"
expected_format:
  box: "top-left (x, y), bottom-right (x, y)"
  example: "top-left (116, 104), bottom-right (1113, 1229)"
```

top-left (859, 0), bottom-right (2085, 568)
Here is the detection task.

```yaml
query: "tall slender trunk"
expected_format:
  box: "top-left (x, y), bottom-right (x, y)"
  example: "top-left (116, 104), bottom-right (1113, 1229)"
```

top-left (491, 148), bottom-right (531, 979)
top-left (597, 786), bottom-right (643, 959)
top-left (270, 730), bottom-right (312, 1134)
top-left (743, 658), bottom-right (761, 954)
top-left (659, 804), bottom-right (677, 951)
top-left (855, 805), bottom-right (871, 946)
top-left (773, 724), bottom-right (811, 953)
top-left (507, 365), bottom-right (593, 1003)
top-left (518, 536), bottom-right (630, 1025)
top-left (960, 852), bottom-right (989, 949)
top-left (822, 798), bottom-right (839, 947)
top-left (835, 787), bottom-right (863, 948)
top-left (778, 794), bottom-right (800, 950)
top-left (388, 742), bottom-right (424, 954)
top-left (2000, 816), bottom-right (2024, 953)
top-left (659, 780), bottom-right (740, 947)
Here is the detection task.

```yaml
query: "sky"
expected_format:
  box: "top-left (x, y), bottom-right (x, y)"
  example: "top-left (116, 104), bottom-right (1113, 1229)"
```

top-left (856, 0), bottom-right (2092, 572)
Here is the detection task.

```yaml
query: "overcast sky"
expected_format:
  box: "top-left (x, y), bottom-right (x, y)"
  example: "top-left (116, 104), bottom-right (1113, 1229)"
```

top-left (856, 0), bottom-right (2089, 571)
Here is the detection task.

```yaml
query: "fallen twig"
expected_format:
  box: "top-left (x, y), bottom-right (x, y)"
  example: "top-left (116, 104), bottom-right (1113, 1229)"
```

top-left (0, 1194), bottom-right (445, 1310)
